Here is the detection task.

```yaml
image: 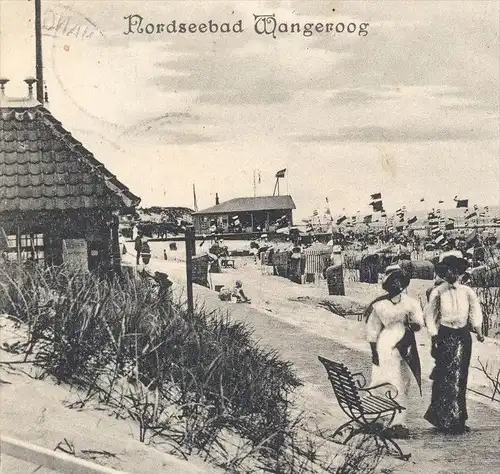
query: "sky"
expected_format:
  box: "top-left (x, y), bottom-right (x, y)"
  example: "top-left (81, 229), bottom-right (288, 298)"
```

top-left (0, 0), bottom-right (499, 220)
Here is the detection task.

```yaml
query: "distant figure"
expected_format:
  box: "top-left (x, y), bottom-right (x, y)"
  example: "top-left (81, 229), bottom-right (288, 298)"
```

top-left (163, 249), bottom-right (168, 260)
top-left (151, 271), bottom-right (173, 305)
top-left (134, 233), bottom-right (143, 265)
top-left (325, 246), bottom-right (344, 295)
top-left (232, 280), bottom-right (250, 303)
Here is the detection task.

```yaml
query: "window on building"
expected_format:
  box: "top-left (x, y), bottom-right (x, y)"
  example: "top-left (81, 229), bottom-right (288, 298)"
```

top-left (2, 233), bottom-right (45, 265)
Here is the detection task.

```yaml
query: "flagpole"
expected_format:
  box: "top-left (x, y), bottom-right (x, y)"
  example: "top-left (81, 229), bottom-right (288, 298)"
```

top-left (35, 0), bottom-right (44, 103)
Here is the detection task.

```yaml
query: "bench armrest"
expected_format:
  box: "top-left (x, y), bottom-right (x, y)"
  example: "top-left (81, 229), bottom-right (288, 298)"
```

top-left (351, 372), bottom-right (367, 389)
top-left (359, 382), bottom-right (399, 400)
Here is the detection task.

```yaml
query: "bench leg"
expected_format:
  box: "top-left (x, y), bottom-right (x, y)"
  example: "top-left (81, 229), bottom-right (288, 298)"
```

top-left (378, 435), bottom-right (411, 461)
top-left (343, 423), bottom-right (411, 461)
top-left (332, 419), bottom-right (356, 441)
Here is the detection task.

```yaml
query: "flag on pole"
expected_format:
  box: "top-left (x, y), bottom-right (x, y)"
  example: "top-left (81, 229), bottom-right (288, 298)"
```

top-left (407, 216), bottom-right (417, 225)
top-left (275, 168), bottom-right (286, 178)
top-left (370, 192), bottom-right (382, 200)
top-left (364, 214), bottom-right (373, 224)
top-left (336, 216), bottom-right (347, 226)
top-left (456, 199), bottom-right (468, 208)
top-left (445, 222), bottom-right (455, 230)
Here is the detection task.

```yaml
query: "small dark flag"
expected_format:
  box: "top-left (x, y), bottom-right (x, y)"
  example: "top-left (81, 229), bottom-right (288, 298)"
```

top-left (275, 168), bottom-right (286, 178)
top-left (465, 211), bottom-right (477, 220)
top-left (456, 199), bottom-right (468, 208)
top-left (438, 200), bottom-right (444, 204)
top-left (336, 216), bottom-right (347, 225)
top-left (371, 200), bottom-right (384, 212)
top-left (445, 222), bottom-right (455, 230)
top-left (407, 216), bottom-right (417, 225)
top-left (370, 192), bottom-right (382, 200)
top-left (364, 214), bottom-right (373, 224)
top-left (420, 197), bottom-right (425, 202)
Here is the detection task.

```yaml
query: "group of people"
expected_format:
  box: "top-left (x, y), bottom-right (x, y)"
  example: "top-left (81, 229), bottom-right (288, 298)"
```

top-left (365, 252), bottom-right (485, 439)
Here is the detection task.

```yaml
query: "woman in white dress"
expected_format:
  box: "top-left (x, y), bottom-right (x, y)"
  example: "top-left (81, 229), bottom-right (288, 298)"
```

top-left (364, 269), bottom-right (424, 439)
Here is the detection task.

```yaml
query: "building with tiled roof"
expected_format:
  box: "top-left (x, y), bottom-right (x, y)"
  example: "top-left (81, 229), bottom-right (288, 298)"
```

top-left (192, 195), bottom-right (295, 235)
top-left (0, 80), bottom-right (140, 272)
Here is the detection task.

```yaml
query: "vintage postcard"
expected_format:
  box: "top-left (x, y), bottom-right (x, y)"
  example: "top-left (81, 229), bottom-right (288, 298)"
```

top-left (1, 1), bottom-right (499, 473)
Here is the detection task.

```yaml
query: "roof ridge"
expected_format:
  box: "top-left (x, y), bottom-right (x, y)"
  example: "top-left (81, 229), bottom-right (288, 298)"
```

top-left (37, 107), bottom-right (140, 207)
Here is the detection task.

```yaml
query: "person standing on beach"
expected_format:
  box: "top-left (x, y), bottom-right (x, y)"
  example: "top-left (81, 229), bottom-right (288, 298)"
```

top-left (134, 232), bottom-right (143, 265)
top-left (364, 269), bottom-right (424, 439)
top-left (424, 255), bottom-right (485, 434)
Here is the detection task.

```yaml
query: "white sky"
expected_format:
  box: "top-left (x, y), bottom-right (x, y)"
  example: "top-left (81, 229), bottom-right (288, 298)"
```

top-left (1, 0), bottom-right (498, 220)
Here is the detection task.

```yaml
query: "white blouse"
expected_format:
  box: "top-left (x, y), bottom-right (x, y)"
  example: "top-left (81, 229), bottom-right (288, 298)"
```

top-left (424, 282), bottom-right (483, 337)
top-left (366, 294), bottom-right (424, 344)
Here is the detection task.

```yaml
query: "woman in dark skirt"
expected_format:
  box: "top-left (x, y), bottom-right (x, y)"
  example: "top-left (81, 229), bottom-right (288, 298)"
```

top-left (424, 255), bottom-right (485, 434)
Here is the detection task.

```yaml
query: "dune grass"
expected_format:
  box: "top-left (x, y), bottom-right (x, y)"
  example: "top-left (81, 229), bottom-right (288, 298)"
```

top-left (0, 262), bottom-right (384, 473)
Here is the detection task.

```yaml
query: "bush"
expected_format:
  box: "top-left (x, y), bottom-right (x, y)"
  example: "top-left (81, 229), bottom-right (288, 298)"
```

top-left (0, 263), bottom-right (386, 473)
top-left (0, 262), bottom-right (301, 463)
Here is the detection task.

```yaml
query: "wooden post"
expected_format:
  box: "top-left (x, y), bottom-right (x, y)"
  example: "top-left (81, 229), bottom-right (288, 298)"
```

top-left (1, 434), bottom-right (129, 474)
top-left (16, 225), bottom-right (22, 264)
top-left (185, 226), bottom-right (195, 316)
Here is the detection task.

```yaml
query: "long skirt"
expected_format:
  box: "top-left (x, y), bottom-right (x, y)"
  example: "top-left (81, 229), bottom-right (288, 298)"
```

top-left (424, 325), bottom-right (472, 433)
top-left (326, 264), bottom-right (345, 295)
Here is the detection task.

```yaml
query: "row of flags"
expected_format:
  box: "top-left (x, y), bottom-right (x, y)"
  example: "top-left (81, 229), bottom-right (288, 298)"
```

top-left (305, 192), bottom-right (495, 233)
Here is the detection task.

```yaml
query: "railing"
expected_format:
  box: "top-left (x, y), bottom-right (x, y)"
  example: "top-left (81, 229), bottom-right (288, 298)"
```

top-left (1, 434), bottom-right (129, 474)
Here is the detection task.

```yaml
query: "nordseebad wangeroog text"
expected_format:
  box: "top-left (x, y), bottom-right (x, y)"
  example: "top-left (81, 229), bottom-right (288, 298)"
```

top-left (123, 13), bottom-right (370, 37)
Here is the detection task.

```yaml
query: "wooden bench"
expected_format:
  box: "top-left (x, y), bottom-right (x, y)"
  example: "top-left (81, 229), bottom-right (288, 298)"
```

top-left (220, 258), bottom-right (235, 268)
top-left (318, 356), bottom-right (411, 461)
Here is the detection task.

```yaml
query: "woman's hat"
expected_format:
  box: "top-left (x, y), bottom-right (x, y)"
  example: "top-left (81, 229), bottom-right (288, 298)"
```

top-left (382, 269), bottom-right (410, 297)
top-left (435, 255), bottom-right (468, 278)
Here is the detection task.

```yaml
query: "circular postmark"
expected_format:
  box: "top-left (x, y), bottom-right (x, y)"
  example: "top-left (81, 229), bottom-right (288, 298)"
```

top-left (42, 3), bottom-right (119, 128)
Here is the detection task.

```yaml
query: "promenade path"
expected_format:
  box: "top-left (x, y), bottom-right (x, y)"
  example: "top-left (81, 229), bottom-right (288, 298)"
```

top-left (135, 254), bottom-right (500, 474)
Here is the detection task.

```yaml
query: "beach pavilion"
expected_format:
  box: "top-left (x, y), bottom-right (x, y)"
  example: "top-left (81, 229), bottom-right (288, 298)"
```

top-left (0, 80), bottom-right (140, 273)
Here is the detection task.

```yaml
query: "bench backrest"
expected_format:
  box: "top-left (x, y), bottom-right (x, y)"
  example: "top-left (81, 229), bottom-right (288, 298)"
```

top-left (318, 356), bottom-right (363, 418)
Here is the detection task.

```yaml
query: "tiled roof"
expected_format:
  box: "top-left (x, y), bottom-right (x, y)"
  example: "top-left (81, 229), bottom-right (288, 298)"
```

top-left (0, 106), bottom-right (140, 212)
top-left (194, 195), bottom-right (296, 215)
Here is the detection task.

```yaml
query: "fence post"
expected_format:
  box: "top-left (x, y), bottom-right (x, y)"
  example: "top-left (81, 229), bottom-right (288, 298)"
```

top-left (185, 226), bottom-right (195, 316)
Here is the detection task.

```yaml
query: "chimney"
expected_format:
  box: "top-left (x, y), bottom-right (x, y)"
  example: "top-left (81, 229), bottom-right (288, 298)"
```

top-left (24, 78), bottom-right (37, 99)
top-left (0, 78), bottom-right (9, 97)
top-left (215, 193), bottom-right (220, 205)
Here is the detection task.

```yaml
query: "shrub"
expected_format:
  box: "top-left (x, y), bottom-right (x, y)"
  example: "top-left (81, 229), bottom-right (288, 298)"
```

top-left (0, 262), bottom-right (301, 463)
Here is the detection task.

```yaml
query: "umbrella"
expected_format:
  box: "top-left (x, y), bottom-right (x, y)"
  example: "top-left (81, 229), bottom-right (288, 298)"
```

top-left (396, 329), bottom-right (422, 396)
